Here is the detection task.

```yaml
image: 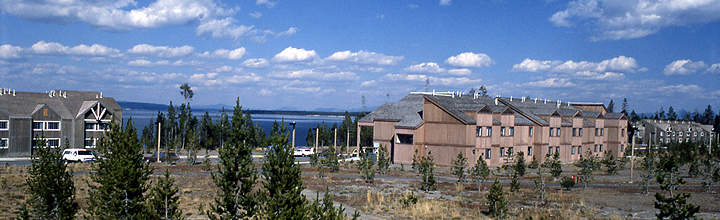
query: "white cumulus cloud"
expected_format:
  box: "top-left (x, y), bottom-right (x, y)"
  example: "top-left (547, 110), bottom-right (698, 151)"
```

top-left (512, 56), bottom-right (639, 77)
top-left (29, 41), bottom-right (68, 55)
top-left (128, 44), bottom-right (195, 58)
top-left (526, 78), bottom-right (575, 88)
top-left (447, 69), bottom-right (471, 76)
top-left (663, 60), bottom-right (707, 76)
top-left (325, 50), bottom-right (404, 65)
top-left (551, 0), bottom-right (720, 41)
top-left (445, 52), bottom-right (494, 68)
top-left (403, 62), bottom-right (446, 74)
top-left (440, 0), bottom-right (451, 5)
top-left (272, 47), bottom-right (318, 62)
top-left (196, 18), bottom-right (254, 40)
top-left (198, 47), bottom-right (246, 60)
top-left (242, 58), bottom-right (270, 68)
top-left (0, 44), bottom-right (24, 59)
top-left (68, 44), bottom-right (122, 57)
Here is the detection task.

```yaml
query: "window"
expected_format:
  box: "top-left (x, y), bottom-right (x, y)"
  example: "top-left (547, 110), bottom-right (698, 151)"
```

top-left (594, 145), bottom-right (598, 152)
top-left (579, 128), bottom-right (583, 136)
top-left (501, 127), bottom-right (506, 136)
top-left (486, 127), bottom-right (492, 136)
top-left (622, 129), bottom-right (626, 137)
top-left (556, 147), bottom-right (560, 154)
top-left (601, 128), bottom-right (604, 136)
top-left (701, 132), bottom-right (705, 137)
top-left (476, 127), bottom-right (482, 137)
top-left (548, 147), bottom-right (553, 155)
top-left (33, 122), bottom-right (43, 130)
top-left (550, 128), bottom-right (554, 137)
top-left (47, 139), bottom-right (60, 148)
top-left (508, 147), bottom-right (514, 156)
top-left (595, 128), bottom-right (599, 136)
top-left (620, 145), bottom-right (624, 153)
top-left (557, 128), bottom-right (561, 137)
top-left (660, 131), bottom-right (663, 136)
top-left (599, 145), bottom-right (603, 152)
top-left (0, 138), bottom-right (7, 149)
top-left (679, 132), bottom-right (683, 136)
top-left (572, 146), bottom-right (576, 154)
top-left (500, 147), bottom-right (505, 157)
top-left (485, 149), bottom-right (491, 159)
top-left (0, 120), bottom-right (7, 130)
top-left (686, 132), bottom-right (690, 137)
top-left (527, 147), bottom-right (532, 156)
top-left (396, 134), bottom-right (413, 144)
top-left (578, 146), bottom-right (582, 154)
top-left (85, 123), bottom-right (96, 131)
top-left (529, 127), bottom-right (534, 137)
top-left (693, 132), bottom-right (697, 137)
top-left (509, 127), bottom-right (514, 136)
top-left (85, 138), bottom-right (98, 148)
top-left (573, 128), bottom-right (577, 137)
top-left (47, 122), bottom-right (60, 130)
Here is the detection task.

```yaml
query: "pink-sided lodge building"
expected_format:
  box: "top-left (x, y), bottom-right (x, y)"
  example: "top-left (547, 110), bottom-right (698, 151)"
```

top-left (358, 92), bottom-right (628, 167)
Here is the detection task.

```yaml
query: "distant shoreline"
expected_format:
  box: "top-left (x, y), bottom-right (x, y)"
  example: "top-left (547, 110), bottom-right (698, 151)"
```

top-left (118, 101), bottom-right (364, 117)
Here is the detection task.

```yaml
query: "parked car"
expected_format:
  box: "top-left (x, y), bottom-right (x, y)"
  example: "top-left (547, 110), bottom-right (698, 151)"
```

top-left (293, 148), bottom-right (314, 157)
top-left (144, 152), bottom-right (179, 163)
top-left (62, 148), bottom-right (96, 163)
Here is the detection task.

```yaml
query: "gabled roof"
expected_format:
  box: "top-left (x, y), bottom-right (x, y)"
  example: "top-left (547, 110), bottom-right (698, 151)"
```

top-left (0, 90), bottom-right (121, 120)
top-left (360, 93), bottom-right (620, 129)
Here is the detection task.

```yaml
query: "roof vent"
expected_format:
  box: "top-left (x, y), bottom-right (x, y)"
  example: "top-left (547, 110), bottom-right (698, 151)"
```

top-left (557, 100), bottom-right (561, 108)
top-left (534, 98), bottom-right (537, 103)
top-left (544, 99), bottom-right (547, 104)
top-left (494, 98), bottom-right (498, 105)
top-left (510, 96), bottom-right (513, 101)
top-left (521, 97), bottom-right (526, 102)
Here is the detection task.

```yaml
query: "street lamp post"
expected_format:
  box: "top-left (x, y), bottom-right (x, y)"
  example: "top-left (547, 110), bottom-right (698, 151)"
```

top-left (156, 121), bottom-right (162, 163)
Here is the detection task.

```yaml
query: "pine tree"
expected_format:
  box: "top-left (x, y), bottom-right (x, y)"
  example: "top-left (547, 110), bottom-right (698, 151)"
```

top-left (640, 144), bottom-right (658, 195)
top-left (575, 149), bottom-right (600, 188)
top-left (470, 155), bottom-right (491, 191)
top-left (358, 147), bottom-right (375, 183)
top-left (654, 154), bottom-right (700, 219)
top-left (308, 186), bottom-right (350, 220)
top-left (261, 119), bottom-right (308, 219)
top-left (377, 144), bottom-right (390, 175)
top-left (514, 151), bottom-right (526, 177)
top-left (322, 143), bottom-right (340, 173)
top-left (451, 152), bottom-right (468, 186)
top-left (534, 163), bottom-right (548, 203)
top-left (602, 149), bottom-right (619, 175)
top-left (86, 119), bottom-right (154, 219)
top-left (621, 98), bottom-right (629, 115)
top-left (24, 138), bottom-right (77, 220)
top-left (546, 151), bottom-right (563, 178)
top-left (418, 151), bottom-right (436, 191)
top-left (607, 100), bottom-right (615, 113)
top-left (486, 179), bottom-right (507, 219)
top-left (207, 100), bottom-right (258, 220)
top-left (149, 169), bottom-right (182, 220)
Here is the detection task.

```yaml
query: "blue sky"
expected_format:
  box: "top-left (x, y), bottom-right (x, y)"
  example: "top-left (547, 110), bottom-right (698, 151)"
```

top-left (1, 0), bottom-right (719, 113)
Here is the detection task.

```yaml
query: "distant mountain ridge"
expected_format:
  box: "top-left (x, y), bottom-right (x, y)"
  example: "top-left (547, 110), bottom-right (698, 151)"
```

top-left (117, 101), bottom-right (365, 117)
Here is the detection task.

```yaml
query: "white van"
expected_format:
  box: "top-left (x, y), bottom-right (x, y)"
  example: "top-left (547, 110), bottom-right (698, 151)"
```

top-left (62, 149), bottom-right (96, 163)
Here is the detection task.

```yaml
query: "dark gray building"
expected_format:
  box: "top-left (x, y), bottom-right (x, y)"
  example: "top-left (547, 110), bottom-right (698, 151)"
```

top-left (0, 89), bottom-right (122, 156)
top-left (635, 119), bottom-right (715, 146)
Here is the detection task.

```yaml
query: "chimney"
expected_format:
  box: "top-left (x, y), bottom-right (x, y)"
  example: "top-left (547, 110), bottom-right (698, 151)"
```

top-left (557, 100), bottom-right (561, 108)
top-left (494, 97), bottom-right (498, 105)
top-left (510, 96), bottom-right (513, 101)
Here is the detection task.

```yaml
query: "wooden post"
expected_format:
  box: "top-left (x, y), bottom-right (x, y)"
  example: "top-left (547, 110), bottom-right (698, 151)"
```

top-left (630, 133), bottom-right (635, 183)
top-left (315, 128), bottom-right (319, 153)
top-left (334, 128), bottom-right (337, 149)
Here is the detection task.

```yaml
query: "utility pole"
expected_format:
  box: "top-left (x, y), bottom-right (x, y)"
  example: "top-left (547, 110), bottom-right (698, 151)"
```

top-left (630, 132), bottom-right (636, 183)
top-left (315, 128), bottom-right (319, 153)
top-left (346, 129), bottom-right (350, 156)
top-left (157, 122), bottom-right (162, 163)
top-left (334, 128), bottom-right (337, 149)
top-left (290, 121), bottom-right (296, 148)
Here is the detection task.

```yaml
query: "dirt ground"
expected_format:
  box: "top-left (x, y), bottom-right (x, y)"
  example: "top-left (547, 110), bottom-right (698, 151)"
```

top-left (2, 159), bottom-right (719, 219)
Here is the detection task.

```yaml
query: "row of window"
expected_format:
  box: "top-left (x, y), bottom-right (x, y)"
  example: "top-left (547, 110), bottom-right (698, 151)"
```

top-left (484, 146), bottom-right (534, 159)
top-left (477, 126), bottom-right (614, 138)
top-left (659, 131), bottom-right (705, 137)
top-left (32, 138), bottom-right (60, 148)
top-left (33, 121), bottom-right (61, 131)
top-left (480, 144), bottom-right (618, 159)
top-left (85, 122), bottom-right (109, 131)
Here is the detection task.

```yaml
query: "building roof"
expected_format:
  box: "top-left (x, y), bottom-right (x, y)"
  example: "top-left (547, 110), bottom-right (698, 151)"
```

top-left (0, 89), bottom-right (121, 120)
top-left (360, 93), bottom-right (626, 129)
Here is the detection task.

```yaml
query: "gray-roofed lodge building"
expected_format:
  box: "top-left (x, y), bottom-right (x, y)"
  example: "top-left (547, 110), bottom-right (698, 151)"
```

top-left (0, 89), bottom-right (122, 157)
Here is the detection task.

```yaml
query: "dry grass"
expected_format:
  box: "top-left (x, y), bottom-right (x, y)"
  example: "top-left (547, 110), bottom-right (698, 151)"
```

top-left (2, 162), bottom-right (720, 219)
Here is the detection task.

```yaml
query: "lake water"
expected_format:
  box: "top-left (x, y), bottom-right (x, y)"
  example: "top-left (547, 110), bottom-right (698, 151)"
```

top-left (122, 110), bottom-right (348, 147)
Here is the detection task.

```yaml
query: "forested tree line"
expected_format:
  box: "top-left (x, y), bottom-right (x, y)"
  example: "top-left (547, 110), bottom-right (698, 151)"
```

top-left (19, 97), bottom-right (358, 219)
